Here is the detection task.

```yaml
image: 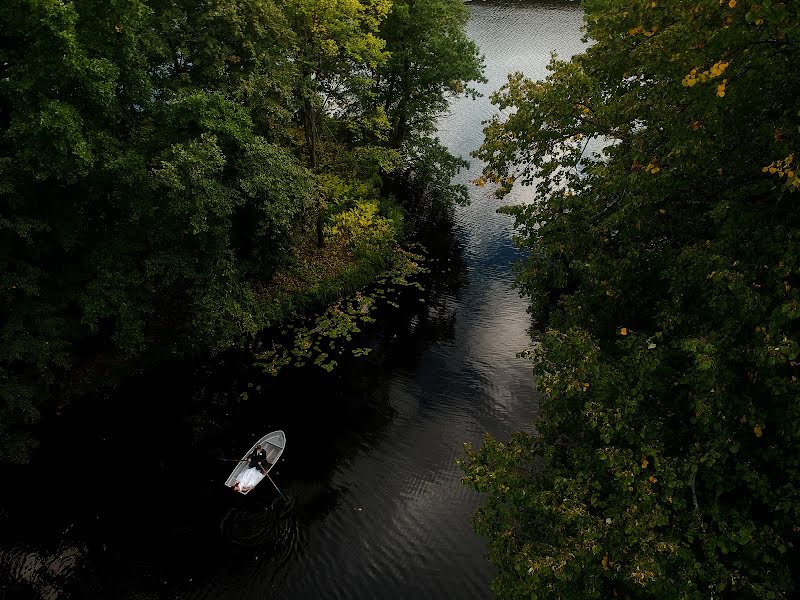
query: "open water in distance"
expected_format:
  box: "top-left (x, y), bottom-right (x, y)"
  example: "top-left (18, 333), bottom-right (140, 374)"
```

top-left (0, 2), bottom-right (585, 598)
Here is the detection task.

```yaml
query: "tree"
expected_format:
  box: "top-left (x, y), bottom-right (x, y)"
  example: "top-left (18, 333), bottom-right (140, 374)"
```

top-left (375, 0), bottom-right (484, 211)
top-left (284, 0), bottom-right (391, 246)
top-left (0, 0), bottom-right (313, 461)
top-left (377, 0), bottom-right (484, 148)
top-left (148, 0), bottom-right (298, 136)
top-left (0, 0), bottom-right (480, 463)
top-left (0, 0), bottom-right (154, 461)
top-left (462, 0), bottom-right (800, 597)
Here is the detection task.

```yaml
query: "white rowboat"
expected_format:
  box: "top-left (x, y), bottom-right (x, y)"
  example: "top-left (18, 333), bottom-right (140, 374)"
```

top-left (225, 430), bottom-right (286, 495)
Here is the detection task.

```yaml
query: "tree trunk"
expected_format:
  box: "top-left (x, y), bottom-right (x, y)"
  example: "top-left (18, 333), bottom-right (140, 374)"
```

top-left (390, 57), bottom-right (413, 148)
top-left (302, 95), bottom-right (324, 247)
top-left (391, 97), bottom-right (408, 149)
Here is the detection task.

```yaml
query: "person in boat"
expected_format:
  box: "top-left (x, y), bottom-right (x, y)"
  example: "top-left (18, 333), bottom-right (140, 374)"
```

top-left (232, 445), bottom-right (268, 492)
top-left (248, 445), bottom-right (268, 473)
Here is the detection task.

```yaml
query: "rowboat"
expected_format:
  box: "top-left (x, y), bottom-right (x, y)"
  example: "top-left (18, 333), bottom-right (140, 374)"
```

top-left (225, 430), bottom-right (286, 495)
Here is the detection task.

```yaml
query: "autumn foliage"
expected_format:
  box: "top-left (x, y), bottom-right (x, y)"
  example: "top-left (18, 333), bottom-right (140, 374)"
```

top-left (462, 0), bottom-right (800, 597)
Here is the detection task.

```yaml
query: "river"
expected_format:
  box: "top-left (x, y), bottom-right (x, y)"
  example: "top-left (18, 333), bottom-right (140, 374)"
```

top-left (0, 2), bottom-right (584, 598)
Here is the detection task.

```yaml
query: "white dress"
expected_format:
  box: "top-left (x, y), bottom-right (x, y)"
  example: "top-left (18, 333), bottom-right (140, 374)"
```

top-left (236, 467), bottom-right (265, 491)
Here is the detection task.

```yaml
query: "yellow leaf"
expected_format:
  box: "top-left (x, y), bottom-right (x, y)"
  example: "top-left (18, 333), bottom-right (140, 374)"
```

top-left (602, 555), bottom-right (609, 570)
top-left (641, 457), bottom-right (649, 469)
top-left (649, 475), bottom-right (658, 483)
top-left (620, 327), bottom-right (628, 336)
top-left (728, 0), bottom-right (736, 7)
top-left (754, 425), bottom-right (763, 438)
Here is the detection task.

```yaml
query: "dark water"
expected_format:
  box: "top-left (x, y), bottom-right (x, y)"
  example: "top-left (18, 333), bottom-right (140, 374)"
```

top-left (0, 3), bottom-right (585, 599)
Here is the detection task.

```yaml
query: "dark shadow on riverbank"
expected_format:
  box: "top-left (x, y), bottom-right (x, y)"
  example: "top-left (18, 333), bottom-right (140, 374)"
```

top-left (0, 206), bottom-right (468, 599)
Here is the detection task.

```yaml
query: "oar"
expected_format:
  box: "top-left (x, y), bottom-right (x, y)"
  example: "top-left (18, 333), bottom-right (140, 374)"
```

top-left (219, 457), bottom-right (247, 463)
top-left (265, 472), bottom-right (287, 502)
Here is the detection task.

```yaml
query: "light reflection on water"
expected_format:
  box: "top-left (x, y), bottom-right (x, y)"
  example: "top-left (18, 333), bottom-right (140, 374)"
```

top-left (271, 3), bottom-right (587, 598)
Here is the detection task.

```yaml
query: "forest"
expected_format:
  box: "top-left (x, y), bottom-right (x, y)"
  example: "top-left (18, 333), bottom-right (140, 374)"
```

top-left (0, 0), bottom-right (483, 462)
top-left (462, 0), bottom-right (800, 597)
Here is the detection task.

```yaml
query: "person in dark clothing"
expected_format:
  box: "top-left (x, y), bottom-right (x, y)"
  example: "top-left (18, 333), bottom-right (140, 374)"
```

top-left (247, 445), bottom-right (268, 473)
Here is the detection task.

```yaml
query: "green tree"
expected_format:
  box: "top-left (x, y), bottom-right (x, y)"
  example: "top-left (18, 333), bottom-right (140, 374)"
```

top-left (462, 0), bottom-right (800, 597)
top-left (377, 0), bottom-right (484, 147)
top-left (0, 0), bottom-right (313, 461)
top-left (0, 0), bottom-right (153, 461)
top-left (375, 0), bottom-right (484, 210)
top-left (148, 0), bottom-right (298, 136)
top-left (0, 0), bottom-right (480, 463)
top-left (284, 0), bottom-right (391, 246)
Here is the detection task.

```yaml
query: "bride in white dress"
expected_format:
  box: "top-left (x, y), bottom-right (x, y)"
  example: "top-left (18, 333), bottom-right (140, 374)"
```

top-left (232, 444), bottom-right (269, 493)
top-left (233, 467), bottom-right (265, 492)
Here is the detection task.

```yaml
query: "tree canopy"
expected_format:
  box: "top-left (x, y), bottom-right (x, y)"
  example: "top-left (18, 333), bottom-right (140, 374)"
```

top-left (462, 0), bottom-right (800, 597)
top-left (0, 0), bottom-right (483, 462)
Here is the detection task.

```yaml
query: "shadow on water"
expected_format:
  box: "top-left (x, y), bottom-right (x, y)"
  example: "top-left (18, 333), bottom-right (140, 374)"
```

top-left (0, 210), bottom-right (467, 600)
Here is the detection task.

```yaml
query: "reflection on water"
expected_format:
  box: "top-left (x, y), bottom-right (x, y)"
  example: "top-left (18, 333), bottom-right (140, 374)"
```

top-left (0, 2), bottom-right (585, 599)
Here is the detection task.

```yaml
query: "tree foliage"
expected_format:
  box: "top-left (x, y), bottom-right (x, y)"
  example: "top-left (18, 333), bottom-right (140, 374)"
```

top-left (377, 0), bottom-right (484, 208)
top-left (377, 0), bottom-right (484, 146)
top-left (0, 0), bottom-right (482, 461)
top-left (462, 0), bottom-right (800, 597)
top-left (284, 0), bottom-right (392, 245)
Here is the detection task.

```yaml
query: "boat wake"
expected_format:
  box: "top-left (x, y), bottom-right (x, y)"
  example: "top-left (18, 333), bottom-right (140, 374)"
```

top-left (219, 496), bottom-right (298, 550)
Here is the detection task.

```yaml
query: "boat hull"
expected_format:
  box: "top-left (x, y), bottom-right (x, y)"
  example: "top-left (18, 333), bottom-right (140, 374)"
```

top-left (225, 430), bottom-right (286, 495)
